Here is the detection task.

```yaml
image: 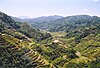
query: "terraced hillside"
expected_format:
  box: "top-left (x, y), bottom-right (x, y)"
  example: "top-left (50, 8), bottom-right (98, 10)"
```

top-left (0, 11), bottom-right (52, 68)
top-left (0, 11), bottom-right (100, 68)
top-left (0, 11), bottom-right (51, 42)
top-left (0, 33), bottom-right (51, 67)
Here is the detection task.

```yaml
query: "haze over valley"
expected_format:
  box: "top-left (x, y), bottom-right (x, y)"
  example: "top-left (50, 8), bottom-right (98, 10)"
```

top-left (0, 0), bottom-right (100, 68)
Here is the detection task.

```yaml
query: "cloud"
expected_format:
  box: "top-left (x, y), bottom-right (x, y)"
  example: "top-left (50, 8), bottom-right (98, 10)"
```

top-left (83, 9), bottom-right (88, 11)
top-left (93, 0), bottom-right (99, 2)
top-left (66, 7), bottom-right (71, 9)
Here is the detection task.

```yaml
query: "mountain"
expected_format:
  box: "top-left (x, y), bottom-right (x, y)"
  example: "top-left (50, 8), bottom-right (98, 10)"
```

top-left (23, 15), bottom-right (100, 31)
top-left (0, 11), bottom-right (100, 68)
top-left (26, 15), bottom-right (100, 68)
top-left (28, 15), bottom-right (63, 22)
top-left (18, 16), bottom-right (30, 19)
top-left (0, 11), bottom-right (52, 67)
top-left (12, 15), bottom-right (63, 24)
top-left (0, 11), bottom-right (51, 42)
top-left (11, 16), bottom-right (23, 22)
top-left (48, 15), bottom-right (100, 32)
top-left (12, 15), bottom-right (100, 32)
top-left (0, 11), bottom-right (77, 68)
top-left (12, 15), bottom-right (63, 30)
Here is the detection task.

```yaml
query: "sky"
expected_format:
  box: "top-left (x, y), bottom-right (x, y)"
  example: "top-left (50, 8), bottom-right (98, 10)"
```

top-left (0, 0), bottom-right (100, 18)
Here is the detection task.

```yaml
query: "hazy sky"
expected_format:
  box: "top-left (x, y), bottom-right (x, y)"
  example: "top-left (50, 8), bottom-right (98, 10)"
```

top-left (0, 0), bottom-right (100, 18)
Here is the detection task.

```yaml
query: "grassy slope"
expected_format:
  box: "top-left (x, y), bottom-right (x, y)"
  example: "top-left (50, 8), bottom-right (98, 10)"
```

top-left (0, 33), bottom-right (51, 67)
top-left (34, 31), bottom-right (100, 68)
top-left (0, 11), bottom-right (100, 68)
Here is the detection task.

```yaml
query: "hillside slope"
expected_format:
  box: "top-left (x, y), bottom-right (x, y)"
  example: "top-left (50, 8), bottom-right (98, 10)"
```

top-left (0, 11), bottom-right (51, 42)
top-left (47, 15), bottom-right (100, 32)
top-left (12, 15), bottom-right (63, 30)
top-left (0, 11), bottom-right (100, 68)
top-left (0, 11), bottom-right (53, 67)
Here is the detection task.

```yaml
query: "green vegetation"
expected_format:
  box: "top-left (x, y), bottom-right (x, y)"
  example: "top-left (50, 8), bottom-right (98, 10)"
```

top-left (0, 11), bottom-right (100, 68)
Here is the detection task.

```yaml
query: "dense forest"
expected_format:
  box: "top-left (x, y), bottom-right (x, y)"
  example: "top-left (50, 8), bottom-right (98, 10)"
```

top-left (0, 11), bottom-right (100, 68)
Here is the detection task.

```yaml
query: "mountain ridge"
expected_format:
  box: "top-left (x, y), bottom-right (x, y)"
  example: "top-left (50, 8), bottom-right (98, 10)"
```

top-left (12, 15), bottom-right (63, 22)
top-left (0, 11), bottom-right (100, 68)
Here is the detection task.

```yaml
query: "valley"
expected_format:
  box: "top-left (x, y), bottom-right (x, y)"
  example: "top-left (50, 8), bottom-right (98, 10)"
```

top-left (0, 11), bottom-right (100, 68)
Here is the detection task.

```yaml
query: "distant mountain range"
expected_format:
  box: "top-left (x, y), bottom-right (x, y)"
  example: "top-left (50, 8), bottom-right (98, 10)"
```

top-left (13, 15), bottom-right (100, 32)
top-left (12, 15), bottom-right (63, 23)
top-left (46, 15), bottom-right (100, 32)
top-left (0, 11), bottom-right (51, 42)
top-left (0, 11), bottom-right (100, 68)
top-left (18, 16), bottom-right (30, 19)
